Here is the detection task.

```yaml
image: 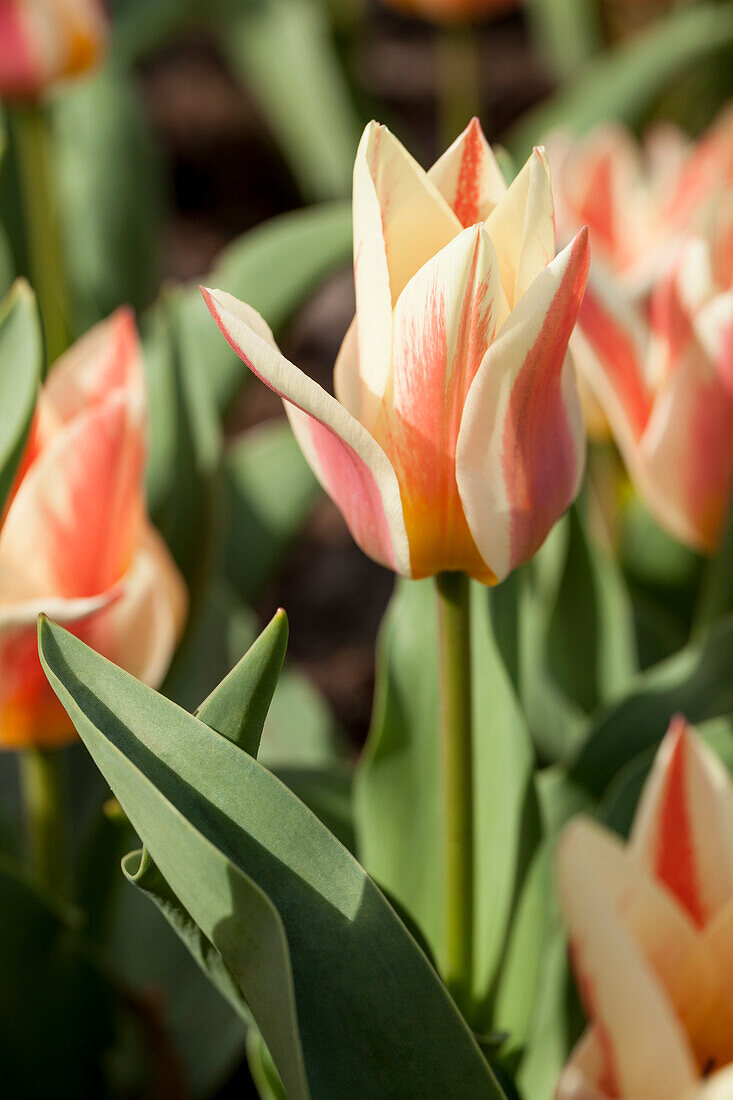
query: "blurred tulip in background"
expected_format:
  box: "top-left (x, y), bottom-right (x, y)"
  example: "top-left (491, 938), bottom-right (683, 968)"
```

top-left (0, 300), bottom-right (186, 748)
top-left (0, 0), bottom-right (106, 100)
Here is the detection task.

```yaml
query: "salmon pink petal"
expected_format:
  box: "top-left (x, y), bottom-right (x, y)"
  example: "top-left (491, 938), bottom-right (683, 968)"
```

top-left (40, 307), bottom-right (144, 438)
top-left (630, 717), bottom-right (733, 925)
top-left (352, 122), bottom-right (461, 428)
top-left (0, 392), bottom-right (146, 600)
top-left (557, 822), bottom-right (699, 1099)
top-left (695, 291), bottom-right (733, 400)
top-left (639, 333), bottom-right (733, 552)
top-left (561, 820), bottom-right (720, 1052)
top-left (428, 117), bottom-right (506, 227)
top-left (0, 3), bottom-right (42, 97)
top-left (201, 288), bottom-right (411, 575)
top-left (484, 146), bottom-right (556, 307)
top-left (556, 1029), bottom-right (621, 1100)
top-left (372, 224), bottom-right (503, 581)
top-left (456, 229), bottom-right (589, 582)
top-left (85, 524), bottom-right (186, 690)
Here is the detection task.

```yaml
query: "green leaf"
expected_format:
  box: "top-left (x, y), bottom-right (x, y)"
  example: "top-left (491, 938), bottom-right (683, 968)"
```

top-left (570, 612), bottom-right (733, 797)
top-left (40, 619), bottom-right (506, 1100)
top-left (0, 852), bottom-right (116, 1096)
top-left (695, 486), bottom-right (733, 634)
top-left (355, 579), bottom-right (536, 1023)
top-left (220, 0), bottom-right (361, 201)
top-left (507, 1), bottom-right (733, 159)
top-left (52, 66), bottom-right (162, 331)
top-left (222, 420), bottom-right (320, 604)
top-left (0, 280), bottom-right (41, 515)
top-left (525, 0), bottom-right (602, 81)
top-left (195, 608), bottom-right (288, 756)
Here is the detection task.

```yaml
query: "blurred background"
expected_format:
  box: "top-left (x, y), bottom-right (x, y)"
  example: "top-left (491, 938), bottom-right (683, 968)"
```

top-left (1, 0), bottom-right (733, 1096)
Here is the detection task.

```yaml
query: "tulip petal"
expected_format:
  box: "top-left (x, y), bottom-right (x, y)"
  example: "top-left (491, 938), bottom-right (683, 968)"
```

top-left (456, 229), bottom-right (589, 582)
top-left (557, 1029), bottom-right (625, 1100)
top-left (558, 821), bottom-right (699, 1099)
top-left (352, 122), bottom-right (461, 427)
top-left (428, 117), bottom-right (506, 228)
top-left (695, 291), bottom-right (733, 400)
top-left (631, 717), bottom-right (733, 927)
top-left (0, 392), bottom-right (146, 600)
top-left (0, 3), bottom-right (41, 97)
top-left (85, 524), bottom-right (187, 690)
top-left (201, 288), bottom-right (411, 575)
top-left (333, 318), bottom-right (362, 418)
top-left (561, 820), bottom-right (720, 1056)
top-left (372, 224), bottom-right (504, 581)
top-left (484, 146), bottom-right (556, 307)
top-left (40, 307), bottom-right (144, 437)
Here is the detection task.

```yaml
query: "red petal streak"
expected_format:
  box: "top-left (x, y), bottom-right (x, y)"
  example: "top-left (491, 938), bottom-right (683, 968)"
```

top-left (453, 117), bottom-right (485, 228)
top-left (503, 231), bottom-right (589, 570)
top-left (654, 717), bottom-right (707, 928)
top-left (578, 291), bottom-right (652, 440)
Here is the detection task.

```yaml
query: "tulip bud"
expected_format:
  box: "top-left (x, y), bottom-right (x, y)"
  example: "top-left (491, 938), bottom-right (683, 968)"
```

top-left (203, 118), bottom-right (589, 583)
top-left (0, 308), bottom-right (186, 748)
top-left (0, 0), bottom-right (107, 100)
top-left (557, 716), bottom-right (733, 1100)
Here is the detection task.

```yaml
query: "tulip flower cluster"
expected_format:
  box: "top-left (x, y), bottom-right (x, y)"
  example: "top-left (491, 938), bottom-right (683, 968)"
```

top-left (549, 111), bottom-right (733, 551)
top-left (0, 0), bottom-right (106, 99)
top-left (558, 717), bottom-right (733, 1099)
top-left (204, 118), bottom-right (590, 584)
top-left (0, 308), bottom-right (186, 748)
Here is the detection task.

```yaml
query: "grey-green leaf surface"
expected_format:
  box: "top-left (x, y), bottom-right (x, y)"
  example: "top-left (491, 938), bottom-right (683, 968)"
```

top-left (40, 619), bottom-right (505, 1100)
top-left (507, 1), bottom-right (733, 159)
top-left (0, 280), bottom-right (41, 516)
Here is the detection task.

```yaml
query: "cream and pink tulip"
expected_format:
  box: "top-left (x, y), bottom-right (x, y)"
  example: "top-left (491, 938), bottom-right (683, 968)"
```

top-left (0, 0), bottom-right (106, 99)
top-left (203, 119), bottom-right (590, 584)
top-left (0, 307), bottom-right (186, 748)
top-left (557, 716), bottom-right (733, 1099)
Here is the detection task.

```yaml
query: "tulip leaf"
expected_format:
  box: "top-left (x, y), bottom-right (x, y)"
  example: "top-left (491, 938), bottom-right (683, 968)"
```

top-left (220, 0), bottom-right (361, 201)
top-left (222, 420), bottom-right (320, 604)
top-left (0, 280), bottom-right (41, 517)
top-left (39, 619), bottom-right (506, 1100)
top-left (355, 579), bottom-right (538, 1027)
top-left (507, 0), bottom-right (733, 158)
top-left (525, 0), bottom-right (602, 81)
top-left (569, 612), bottom-right (733, 797)
top-left (195, 608), bottom-right (288, 757)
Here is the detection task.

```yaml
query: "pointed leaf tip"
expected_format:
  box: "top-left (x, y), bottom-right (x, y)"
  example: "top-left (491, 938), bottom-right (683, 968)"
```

top-left (195, 609), bottom-right (289, 758)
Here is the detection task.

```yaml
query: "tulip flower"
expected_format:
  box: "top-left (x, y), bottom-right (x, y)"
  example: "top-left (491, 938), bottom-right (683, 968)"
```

top-left (0, 308), bottom-right (186, 748)
top-left (203, 119), bottom-right (590, 583)
top-left (557, 716), bottom-right (733, 1099)
top-left (0, 0), bottom-right (106, 100)
top-left (382, 0), bottom-right (517, 21)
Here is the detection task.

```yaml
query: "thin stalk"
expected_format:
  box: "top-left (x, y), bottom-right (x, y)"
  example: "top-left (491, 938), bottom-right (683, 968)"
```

top-left (9, 101), bottom-right (70, 368)
top-left (435, 571), bottom-right (473, 1011)
top-left (19, 747), bottom-right (67, 895)
top-left (436, 23), bottom-right (483, 150)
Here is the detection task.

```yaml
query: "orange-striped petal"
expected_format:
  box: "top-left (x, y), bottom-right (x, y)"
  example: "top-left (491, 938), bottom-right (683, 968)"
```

top-left (428, 117), bottom-right (506, 228)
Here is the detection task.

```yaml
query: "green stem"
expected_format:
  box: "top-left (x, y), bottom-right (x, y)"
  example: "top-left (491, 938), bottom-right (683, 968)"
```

top-left (436, 23), bottom-right (483, 151)
top-left (435, 571), bottom-right (473, 1011)
top-left (9, 101), bottom-right (70, 368)
top-left (19, 748), bottom-right (67, 895)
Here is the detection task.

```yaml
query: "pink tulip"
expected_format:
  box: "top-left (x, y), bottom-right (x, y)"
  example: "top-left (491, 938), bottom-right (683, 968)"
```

top-left (548, 111), bottom-right (733, 548)
top-left (0, 0), bottom-right (106, 100)
top-left (557, 717), bottom-right (733, 1100)
top-left (203, 119), bottom-right (590, 583)
top-left (0, 307), bottom-right (186, 748)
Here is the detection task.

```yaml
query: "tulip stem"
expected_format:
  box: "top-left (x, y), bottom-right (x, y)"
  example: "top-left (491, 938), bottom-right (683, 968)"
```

top-left (436, 24), bottom-right (483, 151)
top-left (20, 748), bottom-right (67, 896)
top-left (435, 571), bottom-right (473, 1013)
top-left (9, 101), bottom-right (71, 369)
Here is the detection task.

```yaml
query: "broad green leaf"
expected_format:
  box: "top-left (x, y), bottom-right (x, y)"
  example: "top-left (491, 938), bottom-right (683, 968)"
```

top-left (0, 225), bottom-right (12, 299)
top-left (195, 609), bottom-right (288, 756)
top-left (570, 612), bottom-right (733, 797)
top-left (355, 579), bottom-right (536, 1024)
top-left (222, 420), bottom-right (320, 604)
top-left (507, 1), bottom-right (733, 159)
top-left (52, 66), bottom-right (162, 331)
top-left (220, 0), bottom-right (361, 201)
top-left (0, 853), bottom-right (116, 1095)
top-left (40, 620), bottom-right (505, 1100)
top-left (0, 280), bottom-right (41, 515)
